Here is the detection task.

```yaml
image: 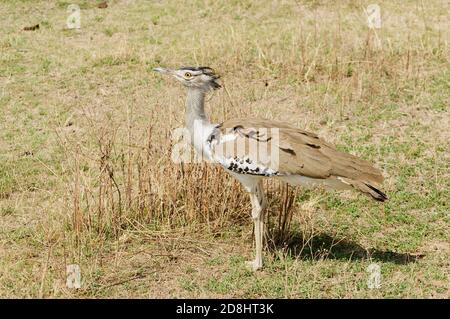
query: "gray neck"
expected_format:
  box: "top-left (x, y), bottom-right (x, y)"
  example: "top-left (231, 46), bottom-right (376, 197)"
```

top-left (185, 88), bottom-right (209, 135)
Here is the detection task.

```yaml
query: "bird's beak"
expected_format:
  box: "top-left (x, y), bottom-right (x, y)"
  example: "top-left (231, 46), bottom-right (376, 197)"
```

top-left (153, 67), bottom-right (172, 75)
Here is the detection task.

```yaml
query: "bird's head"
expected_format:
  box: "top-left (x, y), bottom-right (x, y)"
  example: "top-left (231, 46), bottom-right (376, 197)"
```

top-left (153, 66), bottom-right (221, 92)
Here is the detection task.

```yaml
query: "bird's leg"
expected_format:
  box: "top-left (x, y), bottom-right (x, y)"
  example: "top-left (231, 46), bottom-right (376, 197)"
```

top-left (246, 181), bottom-right (266, 271)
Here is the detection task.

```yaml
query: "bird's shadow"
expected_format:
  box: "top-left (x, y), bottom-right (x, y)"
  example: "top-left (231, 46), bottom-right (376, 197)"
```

top-left (267, 231), bottom-right (424, 265)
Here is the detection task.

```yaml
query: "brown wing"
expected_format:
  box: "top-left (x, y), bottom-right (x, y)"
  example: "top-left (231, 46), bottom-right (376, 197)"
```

top-left (214, 118), bottom-right (384, 186)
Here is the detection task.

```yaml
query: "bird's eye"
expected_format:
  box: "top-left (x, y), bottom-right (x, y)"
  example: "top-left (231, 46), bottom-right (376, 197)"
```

top-left (184, 72), bottom-right (192, 78)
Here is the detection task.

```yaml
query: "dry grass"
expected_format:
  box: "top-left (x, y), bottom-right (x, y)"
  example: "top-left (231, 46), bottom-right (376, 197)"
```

top-left (0, 0), bottom-right (448, 298)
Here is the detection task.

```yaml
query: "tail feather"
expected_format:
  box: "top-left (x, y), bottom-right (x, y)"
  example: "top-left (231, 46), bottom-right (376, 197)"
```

top-left (364, 183), bottom-right (388, 202)
top-left (281, 175), bottom-right (388, 202)
top-left (341, 178), bottom-right (388, 202)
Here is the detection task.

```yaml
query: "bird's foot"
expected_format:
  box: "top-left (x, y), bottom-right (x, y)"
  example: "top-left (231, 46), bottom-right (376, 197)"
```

top-left (245, 259), bottom-right (262, 272)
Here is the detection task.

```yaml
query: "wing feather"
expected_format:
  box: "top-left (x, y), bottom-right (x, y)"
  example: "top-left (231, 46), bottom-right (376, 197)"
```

top-left (211, 118), bottom-right (384, 186)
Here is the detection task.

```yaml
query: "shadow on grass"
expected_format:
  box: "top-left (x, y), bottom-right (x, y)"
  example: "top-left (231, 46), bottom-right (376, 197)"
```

top-left (267, 231), bottom-right (425, 265)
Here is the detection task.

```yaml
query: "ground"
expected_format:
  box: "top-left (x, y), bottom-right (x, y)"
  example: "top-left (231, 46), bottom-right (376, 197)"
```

top-left (0, 0), bottom-right (448, 298)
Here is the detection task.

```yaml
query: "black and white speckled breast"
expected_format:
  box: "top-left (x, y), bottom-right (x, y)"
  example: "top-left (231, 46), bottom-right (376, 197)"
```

top-left (223, 156), bottom-right (280, 176)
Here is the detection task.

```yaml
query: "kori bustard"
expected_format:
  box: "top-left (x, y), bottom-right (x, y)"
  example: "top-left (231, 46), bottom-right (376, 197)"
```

top-left (154, 66), bottom-right (387, 271)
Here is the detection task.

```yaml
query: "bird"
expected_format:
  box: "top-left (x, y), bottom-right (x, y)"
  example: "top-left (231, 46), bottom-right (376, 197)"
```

top-left (154, 66), bottom-right (387, 271)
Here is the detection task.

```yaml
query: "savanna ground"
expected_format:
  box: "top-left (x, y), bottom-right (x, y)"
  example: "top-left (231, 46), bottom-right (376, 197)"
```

top-left (0, 0), bottom-right (449, 298)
